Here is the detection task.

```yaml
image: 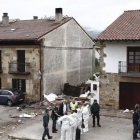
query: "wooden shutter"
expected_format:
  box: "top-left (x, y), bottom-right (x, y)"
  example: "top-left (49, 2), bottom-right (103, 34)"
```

top-left (12, 79), bottom-right (18, 89)
top-left (0, 50), bottom-right (1, 71)
top-left (21, 79), bottom-right (26, 92)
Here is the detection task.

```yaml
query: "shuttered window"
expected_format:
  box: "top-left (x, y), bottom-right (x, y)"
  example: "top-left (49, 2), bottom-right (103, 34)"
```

top-left (0, 50), bottom-right (1, 71)
top-left (12, 79), bottom-right (26, 92)
top-left (0, 78), bottom-right (1, 89)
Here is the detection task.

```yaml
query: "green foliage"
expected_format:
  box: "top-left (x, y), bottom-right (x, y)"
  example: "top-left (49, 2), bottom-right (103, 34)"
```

top-left (95, 58), bottom-right (100, 67)
top-left (95, 41), bottom-right (101, 46)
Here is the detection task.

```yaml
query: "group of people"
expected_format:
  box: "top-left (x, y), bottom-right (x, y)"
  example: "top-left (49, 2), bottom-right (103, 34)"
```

top-left (42, 98), bottom-right (101, 140)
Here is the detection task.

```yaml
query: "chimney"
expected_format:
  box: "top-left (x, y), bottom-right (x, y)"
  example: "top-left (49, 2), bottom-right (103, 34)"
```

top-left (55, 8), bottom-right (63, 23)
top-left (33, 16), bottom-right (38, 20)
top-left (2, 13), bottom-right (9, 26)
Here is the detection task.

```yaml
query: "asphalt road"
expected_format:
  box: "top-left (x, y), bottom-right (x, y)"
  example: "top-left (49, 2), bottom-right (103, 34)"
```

top-left (10, 115), bottom-right (133, 140)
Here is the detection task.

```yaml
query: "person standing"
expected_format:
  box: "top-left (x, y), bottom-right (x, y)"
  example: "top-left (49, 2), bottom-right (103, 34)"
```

top-left (133, 107), bottom-right (140, 140)
top-left (91, 99), bottom-right (101, 127)
top-left (70, 99), bottom-right (78, 112)
top-left (42, 109), bottom-right (52, 140)
top-left (59, 100), bottom-right (67, 116)
top-left (82, 104), bottom-right (89, 132)
top-left (57, 112), bottom-right (74, 140)
top-left (51, 104), bottom-right (60, 133)
top-left (69, 111), bottom-right (78, 140)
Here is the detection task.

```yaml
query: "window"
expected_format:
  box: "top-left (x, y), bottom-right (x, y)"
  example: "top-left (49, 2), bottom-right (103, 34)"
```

top-left (0, 78), bottom-right (1, 89)
top-left (0, 50), bottom-right (1, 71)
top-left (93, 84), bottom-right (97, 90)
top-left (12, 79), bottom-right (26, 92)
top-left (1, 91), bottom-right (11, 95)
top-left (127, 47), bottom-right (140, 72)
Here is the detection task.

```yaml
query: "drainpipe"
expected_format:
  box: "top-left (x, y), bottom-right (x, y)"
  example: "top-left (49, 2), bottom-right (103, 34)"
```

top-left (39, 38), bottom-right (45, 101)
top-left (92, 45), bottom-right (95, 75)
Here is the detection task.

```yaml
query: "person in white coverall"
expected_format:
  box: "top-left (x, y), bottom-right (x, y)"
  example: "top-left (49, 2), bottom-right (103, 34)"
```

top-left (82, 104), bottom-right (89, 132)
top-left (57, 112), bottom-right (74, 140)
top-left (77, 108), bottom-right (83, 134)
top-left (69, 112), bottom-right (78, 140)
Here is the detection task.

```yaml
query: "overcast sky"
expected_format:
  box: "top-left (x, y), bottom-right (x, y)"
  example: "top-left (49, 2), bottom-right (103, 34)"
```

top-left (0, 0), bottom-right (140, 31)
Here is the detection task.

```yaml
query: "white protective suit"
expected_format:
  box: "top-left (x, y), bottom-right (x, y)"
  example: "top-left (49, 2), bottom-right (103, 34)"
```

top-left (69, 112), bottom-right (78, 140)
top-left (77, 108), bottom-right (83, 134)
top-left (82, 105), bottom-right (89, 132)
top-left (57, 115), bottom-right (74, 140)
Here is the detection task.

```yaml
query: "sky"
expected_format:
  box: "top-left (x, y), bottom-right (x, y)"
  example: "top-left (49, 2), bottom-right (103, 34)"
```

top-left (0, 0), bottom-right (140, 31)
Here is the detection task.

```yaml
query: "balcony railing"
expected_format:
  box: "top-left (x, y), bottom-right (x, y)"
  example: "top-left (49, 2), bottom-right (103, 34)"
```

top-left (9, 62), bottom-right (30, 75)
top-left (118, 61), bottom-right (140, 76)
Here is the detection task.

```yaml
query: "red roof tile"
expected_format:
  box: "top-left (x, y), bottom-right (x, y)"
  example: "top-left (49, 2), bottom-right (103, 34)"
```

top-left (95, 10), bottom-right (140, 41)
top-left (0, 17), bottom-right (72, 40)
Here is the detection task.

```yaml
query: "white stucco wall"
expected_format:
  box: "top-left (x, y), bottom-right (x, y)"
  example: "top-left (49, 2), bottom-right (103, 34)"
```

top-left (42, 19), bottom-right (94, 94)
top-left (103, 41), bottom-right (140, 73)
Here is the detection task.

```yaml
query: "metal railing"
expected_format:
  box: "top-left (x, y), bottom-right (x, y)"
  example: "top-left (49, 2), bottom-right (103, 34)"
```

top-left (9, 62), bottom-right (30, 73)
top-left (118, 61), bottom-right (140, 75)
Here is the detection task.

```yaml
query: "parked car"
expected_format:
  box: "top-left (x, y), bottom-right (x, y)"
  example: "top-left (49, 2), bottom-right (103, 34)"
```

top-left (0, 88), bottom-right (25, 106)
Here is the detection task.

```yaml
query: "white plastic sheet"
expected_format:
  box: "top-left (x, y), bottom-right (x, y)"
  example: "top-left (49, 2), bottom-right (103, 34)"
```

top-left (79, 90), bottom-right (90, 97)
top-left (44, 93), bottom-right (58, 102)
top-left (19, 114), bottom-right (34, 118)
top-left (123, 109), bottom-right (129, 113)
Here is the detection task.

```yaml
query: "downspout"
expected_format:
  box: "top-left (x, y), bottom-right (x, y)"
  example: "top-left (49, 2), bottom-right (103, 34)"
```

top-left (39, 38), bottom-right (45, 101)
top-left (39, 44), bottom-right (41, 101)
top-left (92, 44), bottom-right (95, 75)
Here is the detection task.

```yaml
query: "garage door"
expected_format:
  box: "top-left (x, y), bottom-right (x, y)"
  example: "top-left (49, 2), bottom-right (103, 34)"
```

top-left (119, 82), bottom-right (140, 109)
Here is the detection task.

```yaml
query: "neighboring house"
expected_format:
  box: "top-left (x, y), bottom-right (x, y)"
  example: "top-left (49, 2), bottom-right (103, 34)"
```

top-left (95, 10), bottom-right (140, 110)
top-left (0, 8), bottom-right (94, 101)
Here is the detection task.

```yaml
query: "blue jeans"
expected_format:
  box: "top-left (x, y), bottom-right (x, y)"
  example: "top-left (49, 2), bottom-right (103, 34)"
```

top-left (133, 124), bottom-right (138, 139)
top-left (52, 120), bottom-right (56, 132)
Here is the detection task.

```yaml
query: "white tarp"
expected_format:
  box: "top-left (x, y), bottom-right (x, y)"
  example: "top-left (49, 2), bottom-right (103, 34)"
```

top-left (123, 109), bottom-right (129, 113)
top-left (44, 93), bottom-right (58, 102)
top-left (79, 91), bottom-right (90, 97)
top-left (19, 114), bottom-right (35, 118)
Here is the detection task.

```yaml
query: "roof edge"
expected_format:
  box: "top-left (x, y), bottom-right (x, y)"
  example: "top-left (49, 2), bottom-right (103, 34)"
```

top-left (37, 18), bottom-right (73, 39)
top-left (72, 18), bottom-right (94, 43)
top-left (94, 39), bottom-right (140, 42)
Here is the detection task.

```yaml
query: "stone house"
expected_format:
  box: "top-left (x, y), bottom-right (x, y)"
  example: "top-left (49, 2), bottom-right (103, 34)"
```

top-left (95, 10), bottom-right (140, 109)
top-left (0, 8), bottom-right (94, 101)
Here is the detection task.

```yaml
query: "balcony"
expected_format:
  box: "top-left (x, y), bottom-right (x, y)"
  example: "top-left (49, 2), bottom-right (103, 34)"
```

top-left (118, 61), bottom-right (140, 77)
top-left (9, 62), bottom-right (30, 75)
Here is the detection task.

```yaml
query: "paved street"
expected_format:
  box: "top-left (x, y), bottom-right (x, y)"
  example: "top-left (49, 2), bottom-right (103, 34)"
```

top-left (0, 105), bottom-right (133, 140)
top-left (10, 115), bottom-right (133, 140)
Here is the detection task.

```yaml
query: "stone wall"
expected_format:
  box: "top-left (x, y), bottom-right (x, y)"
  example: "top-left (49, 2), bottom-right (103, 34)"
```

top-left (99, 42), bottom-right (119, 109)
top-left (0, 46), bottom-right (40, 101)
top-left (99, 73), bottom-right (119, 109)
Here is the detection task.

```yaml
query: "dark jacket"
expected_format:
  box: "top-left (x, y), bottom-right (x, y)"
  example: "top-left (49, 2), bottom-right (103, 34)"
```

top-left (43, 113), bottom-right (49, 127)
top-left (59, 103), bottom-right (67, 116)
top-left (91, 103), bottom-right (100, 114)
top-left (133, 112), bottom-right (139, 124)
top-left (51, 107), bottom-right (60, 120)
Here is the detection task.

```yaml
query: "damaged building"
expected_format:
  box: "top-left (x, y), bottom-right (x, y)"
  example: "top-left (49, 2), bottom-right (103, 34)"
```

top-left (0, 8), bottom-right (94, 101)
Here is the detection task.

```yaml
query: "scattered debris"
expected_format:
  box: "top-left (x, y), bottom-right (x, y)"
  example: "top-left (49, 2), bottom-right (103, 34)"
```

top-left (19, 113), bottom-right (37, 118)
top-left (44, 93), bottom-right (58, 102)
top-left (123, 109), bottom-right (129, 113)
top-left (17, 107), bottom-right (22, 111)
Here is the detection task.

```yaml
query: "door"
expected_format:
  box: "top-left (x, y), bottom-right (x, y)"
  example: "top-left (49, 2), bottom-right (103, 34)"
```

top-left (127, 47), bottom-right (140, 72)
top-left (0, 90), bottom-right (11, 103)
top-left (120, 82), bottom-right (140, 109)
top-left (17, 50), bottom-right (25, 72)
